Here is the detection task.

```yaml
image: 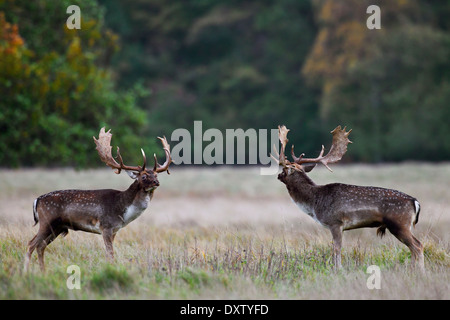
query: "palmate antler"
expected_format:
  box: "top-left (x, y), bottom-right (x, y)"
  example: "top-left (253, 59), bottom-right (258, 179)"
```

top-left (93, 128), bottom-right (172, 174)
top-left (271, 125), bottom-right (290, 167)
top-left (291, 126), bottom-right (352, 172)
top-left (153, 136), bottom-right (172, 174)
top-left (274, 125), bottom-right (352, 172)
top-left (93, 127), bottom-right (144, 174)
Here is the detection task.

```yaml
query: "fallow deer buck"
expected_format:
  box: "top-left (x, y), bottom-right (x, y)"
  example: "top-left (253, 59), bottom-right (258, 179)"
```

top-left (24, 128), bottom-right (172, 272)
top-left (273, 125), bottom-right (424, 270)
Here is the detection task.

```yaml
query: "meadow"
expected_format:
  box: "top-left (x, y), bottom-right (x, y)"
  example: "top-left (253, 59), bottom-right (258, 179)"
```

top-left (0, 164), bottom-right (449, 299)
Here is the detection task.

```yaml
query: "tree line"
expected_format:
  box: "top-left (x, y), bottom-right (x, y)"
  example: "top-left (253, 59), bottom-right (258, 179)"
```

top-left (1, 0), bottom-right (449, 167)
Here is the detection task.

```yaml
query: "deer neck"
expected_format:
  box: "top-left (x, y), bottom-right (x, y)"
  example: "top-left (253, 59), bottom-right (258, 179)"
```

top-left (119, 180), bottom-right (153, 225)
top-left (285, 171), bottom-right (317, 214)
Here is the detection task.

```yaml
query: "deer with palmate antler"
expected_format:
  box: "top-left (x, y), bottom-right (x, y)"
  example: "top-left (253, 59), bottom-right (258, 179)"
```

top-left (273, 125), bottom-right (424, 270)
top-left (24, 128), bottom-right (172, 272)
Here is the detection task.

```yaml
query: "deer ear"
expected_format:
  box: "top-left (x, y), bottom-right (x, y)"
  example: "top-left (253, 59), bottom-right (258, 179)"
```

top-left (125, 170), bottom-right (139, 179)
top-left (303, 163), bottom-right (317, 173)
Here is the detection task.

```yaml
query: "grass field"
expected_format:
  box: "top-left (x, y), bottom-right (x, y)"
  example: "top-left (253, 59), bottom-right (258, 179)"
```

top-left (0, 164), bottom-right (449, 299)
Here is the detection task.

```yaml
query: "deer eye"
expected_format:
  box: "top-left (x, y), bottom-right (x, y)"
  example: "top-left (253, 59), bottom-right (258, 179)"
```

top-left (142, 175), bottom-right (147, 180)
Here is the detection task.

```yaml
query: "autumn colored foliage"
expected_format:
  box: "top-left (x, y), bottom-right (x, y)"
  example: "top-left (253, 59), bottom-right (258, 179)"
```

top-left (1, 0), bottom-right (449, 166)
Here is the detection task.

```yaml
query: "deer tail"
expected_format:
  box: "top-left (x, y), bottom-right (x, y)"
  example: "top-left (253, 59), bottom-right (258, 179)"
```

top-left (376, 225), bottom-right (386, 238)
top-left (413, 199), bottom-right (420, 226)
top-left (32, 198), bottom-right (39, 226)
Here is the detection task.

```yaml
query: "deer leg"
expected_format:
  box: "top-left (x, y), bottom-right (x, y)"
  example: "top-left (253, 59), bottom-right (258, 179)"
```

top-left (102, 229), bottom-right (116, 262)
top-left (36, 226), bottom-right (64, 272)
top-left (25, 225), bottom-right (52, 272)
top-left (24, 234), bottom-right (39, 272)
top-left (36, 240), bottom-right (48, 272)
top-left (388, 223), bottom-right (424, 271)
top-left (330, 225), bottom-right (343, 270)
top-left (25, 225), bottom-right (58, 273)
top-left (411, 234), bottom-right (424, 270)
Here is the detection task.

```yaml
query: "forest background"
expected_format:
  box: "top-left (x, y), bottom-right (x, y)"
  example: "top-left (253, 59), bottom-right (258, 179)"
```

top-left (1, 0), bottom-right (449, 167)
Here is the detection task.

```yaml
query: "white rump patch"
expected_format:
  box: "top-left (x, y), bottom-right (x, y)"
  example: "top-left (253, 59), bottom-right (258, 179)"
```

top-left (414, 200), bottom-right (420, 214)
top-left (33, 199), bottom-right (38, 222)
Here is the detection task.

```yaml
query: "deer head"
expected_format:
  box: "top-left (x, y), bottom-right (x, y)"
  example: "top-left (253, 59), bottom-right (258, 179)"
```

top-left (93, 127), bottom-right (172, 192)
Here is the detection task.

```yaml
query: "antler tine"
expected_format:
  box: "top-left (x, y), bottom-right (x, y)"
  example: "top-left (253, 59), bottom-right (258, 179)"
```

top-left (291, 145), bottom-right (305, 163)
top-left (278, 125), bottom-right (290, 167)
top-left (294, 125), bottom-right (352, 172)
top-left (93, 127), bottom-right (142, 174)
top-left (141, 148), bottom-right (147, 171)
top-left (115, 147), bottom-right (124, 174)
top-left (153, 136), bottom-right (172, 174)
top-left (272, 143), bottom-right (280, 159)
top-left (153, 153), bottom-right (158, 172)
top-left (270, 144), bottom-right (280, 164)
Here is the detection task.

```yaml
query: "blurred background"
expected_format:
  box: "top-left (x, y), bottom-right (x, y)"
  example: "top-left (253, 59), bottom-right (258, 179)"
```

top-left (0, 0), bottom-right (449, 167)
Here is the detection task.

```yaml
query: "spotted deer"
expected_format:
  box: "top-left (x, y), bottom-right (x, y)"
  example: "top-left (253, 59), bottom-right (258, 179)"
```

top-left (273, 125), bottom-right (424, 270)
top-left (24, 128), bottom-right (172, 272)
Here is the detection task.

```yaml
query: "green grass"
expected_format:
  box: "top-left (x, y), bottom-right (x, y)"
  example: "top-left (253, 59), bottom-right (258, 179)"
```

top-left (0, 164), bottom-right (449, 299)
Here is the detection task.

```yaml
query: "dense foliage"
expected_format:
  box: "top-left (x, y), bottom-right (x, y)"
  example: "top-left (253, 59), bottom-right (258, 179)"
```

top-left (302, 0), bottom-right (450, 161)
top-left (1, 0), bottom-right (449, 166)
top-left (0, 0), bottom-right (150, 167)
